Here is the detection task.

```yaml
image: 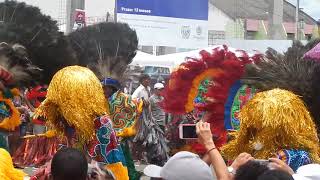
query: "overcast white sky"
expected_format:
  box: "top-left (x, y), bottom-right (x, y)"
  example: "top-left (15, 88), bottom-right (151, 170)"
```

top-left (12, 0), bottom-right (115, 19)
top-left (3, 0), bottom-right (320, 21)
top-left (288, 0), bottom-right (320, 20)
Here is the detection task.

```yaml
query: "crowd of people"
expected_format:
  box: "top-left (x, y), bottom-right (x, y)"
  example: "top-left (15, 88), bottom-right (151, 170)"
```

top-left (0, 1), bottom-right (320, 180)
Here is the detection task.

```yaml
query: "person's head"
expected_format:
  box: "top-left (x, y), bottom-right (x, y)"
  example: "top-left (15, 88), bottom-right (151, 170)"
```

top-left (144, 151), bottom-right (215, 180)
top-left (258, 170), bottom-right (293, 180)
top-left (235, 160), bottom-right (293, 180)
top-left (101, 78), bottom-right (121, 98)
top-left (154, 83), bottom-right (164, 96)
top-left (51, 148), bottom-right (88, 180)
top-left (103, 85), bottom-right (118, 98)
top-left (140, 74), bottom-right (151, 87)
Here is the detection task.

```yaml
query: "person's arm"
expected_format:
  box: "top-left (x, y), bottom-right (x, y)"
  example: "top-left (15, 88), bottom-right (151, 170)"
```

top-left (196, 121), bottom-right (230, 180)
top-left (131, 87), bottom-right (140, 99)
top-left (229, 153), bottom-right (254, 179)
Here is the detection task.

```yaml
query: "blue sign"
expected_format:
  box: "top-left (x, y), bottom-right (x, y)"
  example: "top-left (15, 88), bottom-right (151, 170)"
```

top-left (117, 0), bottom-right (208, 21)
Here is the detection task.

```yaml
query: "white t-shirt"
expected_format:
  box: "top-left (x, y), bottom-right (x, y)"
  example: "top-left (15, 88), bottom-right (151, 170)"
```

top-left (132, 84), bottom-right (151, 100)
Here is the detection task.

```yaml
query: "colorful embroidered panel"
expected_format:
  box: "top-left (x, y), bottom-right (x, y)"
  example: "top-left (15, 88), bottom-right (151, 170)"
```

top-left (225, 82), bottom-right (257, 131)
top-left (277, 149), bottom-right (311, 172)
top-left (194, 78), bottom-right (212, 120)
top-left (87, 115), bottom-right (127, 166)
top-left (109, 92), bottom-right (138, 133)
top-left (194, 78), bottom-right (211, 105)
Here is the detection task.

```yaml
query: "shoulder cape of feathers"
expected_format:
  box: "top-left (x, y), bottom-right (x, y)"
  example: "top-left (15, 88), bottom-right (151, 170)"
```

top-left (243, 39), bottom-right (320, 132)
top-left (68, 22), bottom-right (138, 82)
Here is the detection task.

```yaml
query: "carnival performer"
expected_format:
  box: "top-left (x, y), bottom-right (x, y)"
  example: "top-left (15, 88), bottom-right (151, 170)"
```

top-left (243, 40), bottom-right (320, 134)
top-left (133, 74), bottom-right (169, 166)
top-left (69, 21), bottom-right (143, 179)
top-left (102, 78), bottom-right (142, 180)
top-left (25, 85), bottom-right (47, 134)
top-left (221, 88), bottom-right (320, 171)
top-left (162, 46), bottom-right (253, 154)
top-left (92, 60), bottom-right (142, 180)
top-left (149, 83), bottom-right (166, 131)
top-left (34, 66), bottom-right (128, 180)
top-left (13, 84), bottom-right (62, 168)
top-left (0, 42), bottom-right (39, 152)
top-left (132, 75), bottom-right (151, 101)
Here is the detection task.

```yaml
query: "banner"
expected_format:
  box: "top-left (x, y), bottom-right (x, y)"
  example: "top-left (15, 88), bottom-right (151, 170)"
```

top-left (116, 0), bottom-right (208, 49)
top-left (73, 9), bottom-right (86, 31)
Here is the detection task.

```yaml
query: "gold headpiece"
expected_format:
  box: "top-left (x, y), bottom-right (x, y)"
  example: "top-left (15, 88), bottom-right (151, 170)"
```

top-left (35, 66), bottom-right (108, 143)
top-left (222, 88), bottom-right (320, 162)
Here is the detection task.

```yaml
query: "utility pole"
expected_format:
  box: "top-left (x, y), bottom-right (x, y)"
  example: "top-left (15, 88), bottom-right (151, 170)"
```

top-left (268, 0), bottom-right (284, 39)
top-left (295, 0), bottom-right (300, 40)
top-left (114, 0), bottom-right (117, 22)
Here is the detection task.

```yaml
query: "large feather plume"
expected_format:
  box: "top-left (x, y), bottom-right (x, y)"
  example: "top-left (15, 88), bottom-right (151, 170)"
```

top-left (0, 42), bottom-right (41, 86)
top-left (68, 22), bottom-right (138, 81)
top-left (0, 0), bottom-right (77, 83)
top-left (243, 41), bottom-right (320, 131)
top-left (88, 57), bottom-right (128, 81)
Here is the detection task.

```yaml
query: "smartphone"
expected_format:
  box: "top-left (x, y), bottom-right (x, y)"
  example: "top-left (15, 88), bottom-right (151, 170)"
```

top-left (179, 124), bottom-right (197, 139)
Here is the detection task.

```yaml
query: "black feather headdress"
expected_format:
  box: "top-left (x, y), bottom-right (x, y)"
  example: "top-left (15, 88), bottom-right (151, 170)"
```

top-left (0, 42), bottom-right (41, 86)
top-left (0, 0), bottom-right (77, 83)
top-left (68, 22), bottom-right (138, 84)
top-left (243, 40), bottom-right (320, 131)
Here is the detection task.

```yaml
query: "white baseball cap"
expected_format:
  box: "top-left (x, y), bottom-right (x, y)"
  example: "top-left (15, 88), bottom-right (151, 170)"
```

top-left (293, 164), bottom-right (320, 180)
top-left (144, 151), bottom-right (216, 180)
top-left (154, 83), bottom-right (164, 89)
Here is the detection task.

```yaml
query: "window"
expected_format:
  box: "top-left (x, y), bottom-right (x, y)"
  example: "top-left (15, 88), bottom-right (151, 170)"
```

top-left (287, 33), bottom-right (295, 40)
top-left (305, 34), bottom-right (312, 41)
top-left (246, 31), bottom-right (256, 40)
top-left (208, 30), bottom-right (225, 45)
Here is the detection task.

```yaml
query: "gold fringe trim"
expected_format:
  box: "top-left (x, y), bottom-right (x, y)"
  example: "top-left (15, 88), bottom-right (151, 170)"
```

top-left (35, 66), bottom-right (108, 143)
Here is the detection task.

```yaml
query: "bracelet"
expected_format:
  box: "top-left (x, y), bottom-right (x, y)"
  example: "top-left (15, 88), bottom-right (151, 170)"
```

top-left (206, 147), bottom-right (216, 154)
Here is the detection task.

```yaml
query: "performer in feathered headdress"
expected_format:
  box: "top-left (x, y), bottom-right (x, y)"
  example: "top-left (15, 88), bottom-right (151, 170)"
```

top-left (0, 1), bottom-right (78, 83)
top-left (243, 40), bottom-right (320, 134)
top-left (221, 89), bottom-right (320, 171)
top-left (220, 40), bottom-right (320, 171)
top-left (162, 46), bottom-right (254, 154)
top-left (35, 66), bottom-right (129, 180)
top-left (0, 42), bottom-right (39, 151)
top-left (69, 22), bottom-right (142, 179)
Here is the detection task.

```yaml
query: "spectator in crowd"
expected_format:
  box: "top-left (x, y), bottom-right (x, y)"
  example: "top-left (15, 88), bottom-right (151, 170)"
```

top-left (143, 151), bottom-right (216, 180)
top-left (132, 74), bottom-right (151, 101)
top-left (149, 83), bottom-right (166, 131)
top-left (51, 148), bottom-right (88, 180)
top-left (234, 159), bottom-right (294, 180)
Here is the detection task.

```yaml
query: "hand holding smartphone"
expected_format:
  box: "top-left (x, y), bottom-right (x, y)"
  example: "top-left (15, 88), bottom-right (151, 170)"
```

top-left (179, 124), bottom-right (197, 139)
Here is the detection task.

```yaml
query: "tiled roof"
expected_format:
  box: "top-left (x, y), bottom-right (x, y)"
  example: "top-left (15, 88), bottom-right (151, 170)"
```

top-left (246, 19), bottom-right (315, 34)
top-left (210, 0), bottom-right (317, 25)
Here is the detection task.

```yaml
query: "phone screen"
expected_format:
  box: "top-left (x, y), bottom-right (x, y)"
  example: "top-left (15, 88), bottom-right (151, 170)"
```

top-left (182, 125), bottom-right (197, 139)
